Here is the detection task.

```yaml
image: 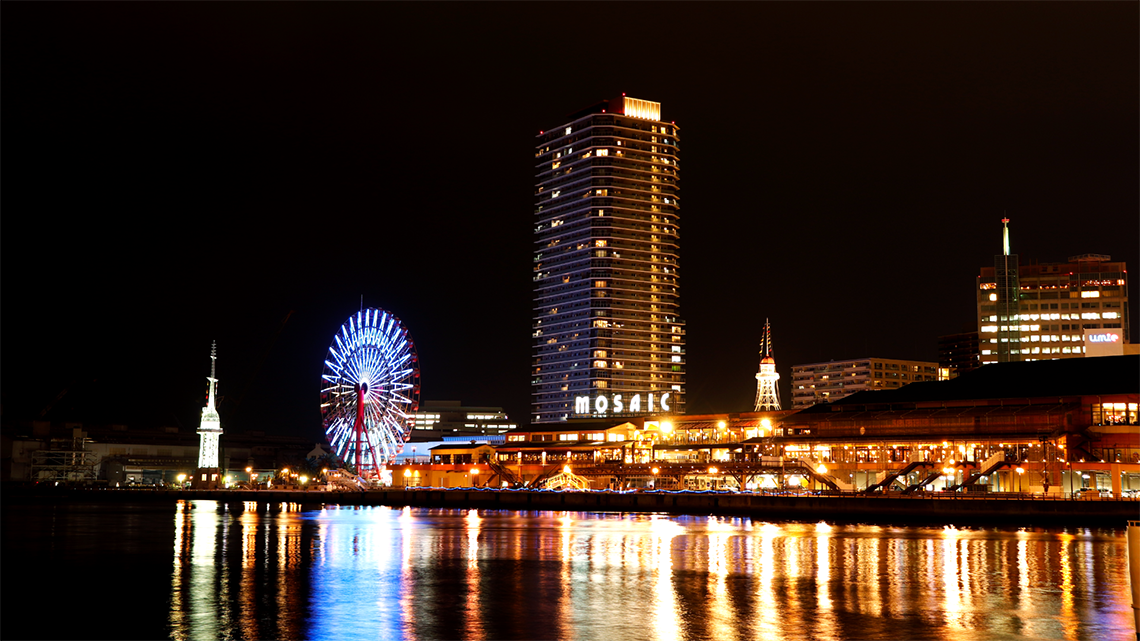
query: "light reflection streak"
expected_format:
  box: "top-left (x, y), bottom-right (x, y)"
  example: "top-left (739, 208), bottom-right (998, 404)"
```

top-left (858, 530), bottom-right (880, 618)
top-left (814, 523), bottom-right (836, 641)
top-left (1059, 533), bottom-right (1075, 640)
top-left (942, 527), bottom-right (964, 630)
top-left (756, 522), bottom-right (780, 640)
top-left (557, 512), bottom-right (574, 641)
top-left (707, 517), bottom-right (734, 640)
top-left (238, 504), bottom-right (259, 641)
top-left (1019, 533), bottom-right (1031, 615)
top-left (924, 537), bottom-right (937, 622)
top-left (650, 515), bottom-right (683, 641)
top-left (399, 506), bottom-right (417, 641)
top-left (464, 509), bottom-right (484, 641)
top-left (169, 502), bottom-right (190, 637)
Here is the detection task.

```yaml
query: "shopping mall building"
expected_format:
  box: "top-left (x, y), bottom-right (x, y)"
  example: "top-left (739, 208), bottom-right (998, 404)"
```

top-left (403, 356), bottom-right (1139, 497)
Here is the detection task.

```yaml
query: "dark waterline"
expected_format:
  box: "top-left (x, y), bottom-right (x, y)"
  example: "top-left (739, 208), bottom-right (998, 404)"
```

top-left (2, 501), bottom-right (1132, 640)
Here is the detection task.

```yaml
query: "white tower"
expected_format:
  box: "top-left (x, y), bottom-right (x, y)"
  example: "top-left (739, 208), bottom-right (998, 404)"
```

top-left (197, 342), bottom-right (222, 469)
top-left (754, 319), bottom-right (781, 411)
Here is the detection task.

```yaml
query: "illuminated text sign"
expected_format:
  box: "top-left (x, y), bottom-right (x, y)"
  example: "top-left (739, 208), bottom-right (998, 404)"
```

top-left (1087, 333), bottom-right (1120, 343)
top-left (574, 393), bottom-right (670, 416)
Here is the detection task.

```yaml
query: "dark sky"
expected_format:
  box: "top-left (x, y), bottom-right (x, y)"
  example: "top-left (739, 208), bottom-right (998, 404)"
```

top-left (4, 3), bottom-right (1137, 441)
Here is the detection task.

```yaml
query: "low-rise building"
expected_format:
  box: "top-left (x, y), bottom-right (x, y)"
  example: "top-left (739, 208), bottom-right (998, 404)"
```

top-left (410, 400), bottom-right (517, 441)
top-left (790, 357), bottom-right (941, 408)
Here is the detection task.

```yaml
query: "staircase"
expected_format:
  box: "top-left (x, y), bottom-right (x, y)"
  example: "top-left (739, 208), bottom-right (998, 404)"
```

top-left (947, 451), bottom-right (1010, 492)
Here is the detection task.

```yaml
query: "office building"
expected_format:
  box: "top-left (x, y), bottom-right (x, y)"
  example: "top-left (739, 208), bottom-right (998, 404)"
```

top-left (977, 240), bottom-right (1129, 365)
top-left (790, 357), bottom-right (941, 409)
top-left (937, 330), bottom-right (981, 377)
top-left (531, 96), bottom-right (685, 423)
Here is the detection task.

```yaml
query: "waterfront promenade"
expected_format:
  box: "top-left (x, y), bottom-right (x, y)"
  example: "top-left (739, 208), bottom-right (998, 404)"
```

top-left (8, 485), bottom-right (1136, 526)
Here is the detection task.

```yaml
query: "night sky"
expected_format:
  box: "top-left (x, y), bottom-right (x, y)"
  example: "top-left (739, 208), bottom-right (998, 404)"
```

top-left (4, 3), bottom-right (1136, 441)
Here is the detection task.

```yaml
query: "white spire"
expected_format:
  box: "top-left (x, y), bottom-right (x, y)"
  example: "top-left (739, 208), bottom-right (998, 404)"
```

top-left (1002, 217), bottom-right (1010, 256)
top-left (754, 319), bottom-right (781, 411)
top-left (206, 340), bottom-right (218, 412)
top-left (198, 341), bottom-right (222, 469)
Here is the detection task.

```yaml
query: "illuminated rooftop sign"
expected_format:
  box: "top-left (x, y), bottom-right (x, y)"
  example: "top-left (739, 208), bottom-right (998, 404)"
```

top-left (620, 97), bottom-right (661, 121)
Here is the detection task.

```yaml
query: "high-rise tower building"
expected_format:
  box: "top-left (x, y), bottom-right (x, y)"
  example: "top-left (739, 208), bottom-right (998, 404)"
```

top-left (754, 319), bottom-right (781, 411)
top-left (977, 221), bottom-right (1129, 364)
top-left (532, 96), bottom-right (685, 423)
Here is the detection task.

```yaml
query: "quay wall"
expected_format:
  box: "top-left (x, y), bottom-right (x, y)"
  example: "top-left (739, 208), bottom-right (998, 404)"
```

top-left (6, 486), bottom-right (1137, 526)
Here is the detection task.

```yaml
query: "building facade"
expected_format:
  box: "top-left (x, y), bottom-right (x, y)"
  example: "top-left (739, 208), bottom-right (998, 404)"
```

top-left (410, 400), bottom-right (516, 441)
top-left (790, 357), bottom-right (941, 409)
top-left (937, 330), bottom-right (981, 376)
top-left (977, 253), bottom-right (1129, 365)
top-left (532, 96), bottom-right (685, 423)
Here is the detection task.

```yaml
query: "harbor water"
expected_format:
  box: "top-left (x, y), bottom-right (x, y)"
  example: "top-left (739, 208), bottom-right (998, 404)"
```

top-left (2, 500), bottom-right (1133, 640)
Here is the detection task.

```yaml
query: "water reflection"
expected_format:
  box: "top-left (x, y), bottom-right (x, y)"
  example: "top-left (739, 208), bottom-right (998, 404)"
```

top-left (163, 502), bottom-right (1134, 640)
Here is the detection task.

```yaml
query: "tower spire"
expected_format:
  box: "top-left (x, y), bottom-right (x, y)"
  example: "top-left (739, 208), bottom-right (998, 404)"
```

top-left (197, 341), bottom-right (223, 473)
top-left (994, 217), bottom-right (1021, 363)
top-left (754, 319), bottom-right (781, 411)
top-left (206, 340), bottom-right (217, 411)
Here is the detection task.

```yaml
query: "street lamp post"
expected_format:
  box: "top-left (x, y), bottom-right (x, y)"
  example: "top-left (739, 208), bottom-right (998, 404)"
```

top-left (1016, 466), bottom-right (1024, 494)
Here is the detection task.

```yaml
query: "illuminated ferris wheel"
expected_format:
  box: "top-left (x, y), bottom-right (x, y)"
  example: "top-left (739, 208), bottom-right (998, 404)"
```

top-left (320, 308), bottom-right (420, 477)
